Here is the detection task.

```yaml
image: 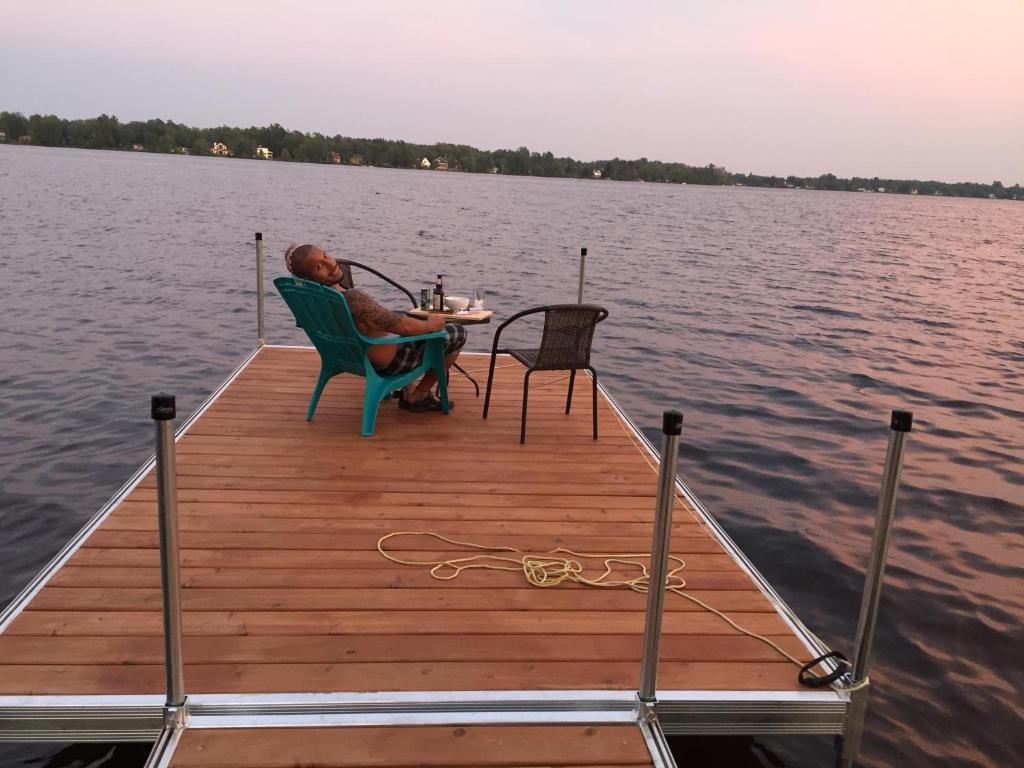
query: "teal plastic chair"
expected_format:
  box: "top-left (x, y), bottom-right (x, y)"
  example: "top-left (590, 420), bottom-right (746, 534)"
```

top-left (274, 276), bottom-right (450, 436)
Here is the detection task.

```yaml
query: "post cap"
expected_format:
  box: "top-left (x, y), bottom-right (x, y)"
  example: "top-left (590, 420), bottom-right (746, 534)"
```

top-left (662, 410), bottom-right (683, 435)
top-left (151, 394), bottom-right (176, 421)
top-left (890, 409), bottom-right (913, 432)
top-left (255, 232), bottom-right (263, 241)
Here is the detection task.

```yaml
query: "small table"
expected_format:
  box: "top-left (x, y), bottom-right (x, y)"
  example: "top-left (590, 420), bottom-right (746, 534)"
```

top-left (405, 308), bottom-right (493, 396)
top-left (406, 308), bottom-right (493, 325)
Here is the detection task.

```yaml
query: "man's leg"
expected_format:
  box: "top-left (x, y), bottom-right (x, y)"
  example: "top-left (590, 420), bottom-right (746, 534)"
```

top-left (405, 324), bottom-right (466, 403)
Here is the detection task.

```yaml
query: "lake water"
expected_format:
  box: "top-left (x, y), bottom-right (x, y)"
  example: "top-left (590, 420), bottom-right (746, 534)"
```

top-left (0, 145), bottom-right (1021, 767)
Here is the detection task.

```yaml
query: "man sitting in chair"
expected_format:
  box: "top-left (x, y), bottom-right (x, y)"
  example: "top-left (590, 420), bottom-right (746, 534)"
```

top-left (285, 243), bottom-right (465, 412)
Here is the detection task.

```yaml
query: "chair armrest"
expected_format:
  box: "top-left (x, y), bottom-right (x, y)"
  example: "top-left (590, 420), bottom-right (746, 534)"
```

top-left (363, 330), bottom-right (447, 345)
top-left (342, 259), bottom-right (418, 308)
top-left (489, 305), bottom-right (550, 357)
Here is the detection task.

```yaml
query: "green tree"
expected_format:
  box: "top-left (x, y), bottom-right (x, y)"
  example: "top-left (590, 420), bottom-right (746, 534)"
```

top-left (0, 111), bottom-right (29, 140)
top-left (28, 114), bottom-right (65, 145)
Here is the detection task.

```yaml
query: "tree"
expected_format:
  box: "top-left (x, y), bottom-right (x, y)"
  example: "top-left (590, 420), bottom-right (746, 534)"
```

top-left (279, 147), bottom-right (293, 161)
top-left (0, 111), bottom-right (29, 140)
top-left (28, 114), bottom-right (65, 146)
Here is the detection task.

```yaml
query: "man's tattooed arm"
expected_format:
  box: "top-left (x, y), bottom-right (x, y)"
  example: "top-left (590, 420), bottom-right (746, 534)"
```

top-left (344, 289), bottom-right (406, 333)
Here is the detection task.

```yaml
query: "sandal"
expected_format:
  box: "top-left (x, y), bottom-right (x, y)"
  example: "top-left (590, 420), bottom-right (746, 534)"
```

top-left (398, 392), bottom-right (454, 412)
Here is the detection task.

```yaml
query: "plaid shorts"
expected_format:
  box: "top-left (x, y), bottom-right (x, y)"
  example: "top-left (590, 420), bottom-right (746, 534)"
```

top-left (376, 323), bottom-right (467, 377)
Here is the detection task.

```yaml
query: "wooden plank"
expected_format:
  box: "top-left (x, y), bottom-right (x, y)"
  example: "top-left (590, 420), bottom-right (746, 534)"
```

top-left (47, 566), bottom-right (757, 591)
top-left (26, 587), bottom-right (774, 613)
top-left (121, 490), bottom-right (673, 508)
top-left (168, 724), bottom-right (651, 768)
top-left (98, 513), bottom-right (702, 538)
top-left (0, 660), bottom-right (798, 694)
top-left (81, 530), bottom-right (725, 554)
top-left (0, 633), bottom-right (809, 665)
top-left (6, 609), bottom-right (792, 637)
top-left (110, 501), bottom-right (695, 523)
top-left (175, 434), bottom-right (646, 457)
top-left (132, 477), bottom-right (667, 497)
top-left (64, 548), bottom-right (743, 572)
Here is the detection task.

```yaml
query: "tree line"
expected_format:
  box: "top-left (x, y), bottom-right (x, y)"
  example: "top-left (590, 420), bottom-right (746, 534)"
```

top-left (1, 111), bottom-right (1018, 200)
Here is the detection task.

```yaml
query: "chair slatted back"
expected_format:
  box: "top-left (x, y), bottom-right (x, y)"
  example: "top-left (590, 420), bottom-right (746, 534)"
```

top-left (273, 276), bottom-right (367, 376)
top-left (535, 304), bottom-right (608, 370)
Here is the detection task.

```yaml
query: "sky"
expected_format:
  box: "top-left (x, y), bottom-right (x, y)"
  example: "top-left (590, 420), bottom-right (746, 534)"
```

top-left (1, 0), bottom-right (1022, 184)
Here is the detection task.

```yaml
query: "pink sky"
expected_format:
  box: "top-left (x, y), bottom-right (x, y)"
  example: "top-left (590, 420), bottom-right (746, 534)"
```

top-left (1, 0), bottom-right (1021, 183)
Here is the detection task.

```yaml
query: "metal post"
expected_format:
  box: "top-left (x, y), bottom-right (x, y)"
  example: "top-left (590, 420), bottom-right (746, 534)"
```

top-left (639, 410), bottom-right (684, 707)
top-left (577, 247), bottom-right (587, 304)
top-left (255, 232), bottom-right (266, 347)
top-left (152, 394), bottom-right (186, 725)
top-left (837, 409), bottom-right (913, 768)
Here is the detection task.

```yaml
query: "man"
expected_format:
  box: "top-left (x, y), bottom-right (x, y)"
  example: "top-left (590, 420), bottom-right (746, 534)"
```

top-left (285, 243), bottom-right (465, 411)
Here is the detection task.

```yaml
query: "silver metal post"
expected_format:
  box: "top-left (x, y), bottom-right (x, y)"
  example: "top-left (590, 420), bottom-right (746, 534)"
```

top-left (837, 409), bottom-right (913, 768)
top-left (255, 232), bottom-right (266, 347)
top-left (152, 394), bottom-right (186, 723)
top-left (577, 247), bottom-right (587, 304)
top-left (639, 410), bottom-right (683, 706)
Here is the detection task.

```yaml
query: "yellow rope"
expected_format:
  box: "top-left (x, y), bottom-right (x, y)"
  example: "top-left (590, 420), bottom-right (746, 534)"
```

top-left (376, 531), bottom-right (862, 692)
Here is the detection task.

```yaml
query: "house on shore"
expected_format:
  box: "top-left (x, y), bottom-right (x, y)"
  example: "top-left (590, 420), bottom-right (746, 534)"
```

top-left (131, 143), bottom-right (144, 152)
top-left (255, 145), bottom-right (273, 160)
top-left (434, 157), bottom-right (448, 171)
top-left (211, 142), bottom-right (230, 156)
top-left (0, 131), bottom-right (8, 142)
top-left (329, 151), bottom-right (342, 164)
top-left (350, 154), bottom-right (364, 166)
top-left (592, 168), bottom-right (603, 179)
top-left (419, 157), bottom-right (431, 169)
top-left (173, 146), bottom-right (190, 155)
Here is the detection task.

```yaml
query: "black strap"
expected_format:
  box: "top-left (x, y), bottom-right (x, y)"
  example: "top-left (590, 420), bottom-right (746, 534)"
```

top-left (798, 651), bottom-right (850, 688)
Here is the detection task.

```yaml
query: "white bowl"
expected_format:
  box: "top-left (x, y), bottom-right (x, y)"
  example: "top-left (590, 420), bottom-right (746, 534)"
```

top-left (445, 296), bottom-right (470, 311)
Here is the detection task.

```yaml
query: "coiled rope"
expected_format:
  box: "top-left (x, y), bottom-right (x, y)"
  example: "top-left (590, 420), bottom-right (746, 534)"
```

top-left (376, 532), bottom-right (865, 692)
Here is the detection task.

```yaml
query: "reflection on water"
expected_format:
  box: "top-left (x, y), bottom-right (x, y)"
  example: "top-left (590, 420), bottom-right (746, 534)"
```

top-left (0, 146), bottom-right (1020, 767)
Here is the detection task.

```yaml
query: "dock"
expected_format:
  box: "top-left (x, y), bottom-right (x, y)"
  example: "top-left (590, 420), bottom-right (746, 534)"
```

top-left (0, 346), bottom-right (848, 766)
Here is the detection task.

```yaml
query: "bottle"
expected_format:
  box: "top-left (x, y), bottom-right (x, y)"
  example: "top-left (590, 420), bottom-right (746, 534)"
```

top-left (433, 274), bottom-right (444, 311)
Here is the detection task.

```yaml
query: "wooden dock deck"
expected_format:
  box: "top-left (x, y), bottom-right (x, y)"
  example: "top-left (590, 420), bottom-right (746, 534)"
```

top-left (0, 346), bottom-right (847, 762)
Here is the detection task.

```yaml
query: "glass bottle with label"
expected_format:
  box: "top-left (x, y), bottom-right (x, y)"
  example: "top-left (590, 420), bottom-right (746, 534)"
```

top-left (433, 274), bottom-right (445, 311)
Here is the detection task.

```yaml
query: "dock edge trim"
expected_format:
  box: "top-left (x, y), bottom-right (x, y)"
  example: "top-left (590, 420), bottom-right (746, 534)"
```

top-left (143, 725), bottom-right (182, 768)
top-left (0, 695), bottom-right (165, 743)
top-left (0, 346), bottom-right (265, 635)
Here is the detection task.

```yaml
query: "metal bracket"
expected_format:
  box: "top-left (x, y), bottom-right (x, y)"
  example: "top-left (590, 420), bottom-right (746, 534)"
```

top-left (164, 698), bottom-right (189, 729)
top-left (636, 695), bottom-right (659, 725)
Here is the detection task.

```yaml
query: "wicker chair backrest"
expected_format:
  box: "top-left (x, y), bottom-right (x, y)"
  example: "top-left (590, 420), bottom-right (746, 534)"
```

top-left (534, 305), bottom-right (606, 370)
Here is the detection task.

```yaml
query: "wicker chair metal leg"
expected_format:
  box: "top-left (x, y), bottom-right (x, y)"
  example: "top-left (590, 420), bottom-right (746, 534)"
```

top-left (566, 369), bottom-right (576, 414)
top-left (482, 352), bottom-right (498, 418)
top-left (521, 369), bottom-right (533, 444)
top-left (590, 367), bottom-right (598, 440)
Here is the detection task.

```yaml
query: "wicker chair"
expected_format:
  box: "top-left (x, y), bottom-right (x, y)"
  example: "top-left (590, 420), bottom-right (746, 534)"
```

top-left (482, 304), bottom-right (609, 443)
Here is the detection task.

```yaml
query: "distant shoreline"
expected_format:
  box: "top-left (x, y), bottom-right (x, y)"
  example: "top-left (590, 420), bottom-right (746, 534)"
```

top-left (1, 110), bottom-right (1019, 201)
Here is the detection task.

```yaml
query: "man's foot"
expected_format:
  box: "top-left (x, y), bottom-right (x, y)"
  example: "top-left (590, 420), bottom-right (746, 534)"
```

top-left (398, 392), bottom-right (453, 412)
